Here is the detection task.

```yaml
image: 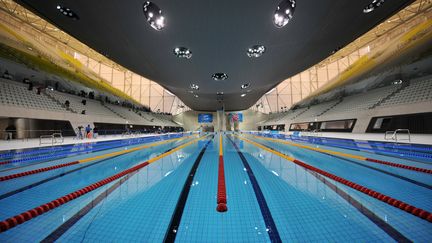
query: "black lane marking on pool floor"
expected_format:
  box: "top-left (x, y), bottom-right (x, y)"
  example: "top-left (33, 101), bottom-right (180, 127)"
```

top-left (251, 139), bottom-right (411, 242)
top-left (0, 138), bottom-right (184, 201)
top-left (41, 138), bottom-right (193, 243)
top-left (311, 172), bottom-right (412, 242)
top-left (227, 136), bottom-right (282, 243)
top-left (163, 137), bottom-right (213, 243)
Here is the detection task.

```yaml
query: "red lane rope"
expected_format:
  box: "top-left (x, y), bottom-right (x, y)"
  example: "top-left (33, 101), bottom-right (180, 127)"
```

top-left (256, 135), bottom-right (432, 174)
top-left (365, 158), bottom-right (432, 174)
top-left (0, 161), bottom-right (79, 181)
top-left (0, 161), bottom-right (149, 233)
top-left (217, 155), bottom-right (227, 212)
top-left (292, 159), bottom-right (432, 222)
top-left (0, 135), bottom-right (202, 233)
top-left (0, 161), bottom-right (10, 166)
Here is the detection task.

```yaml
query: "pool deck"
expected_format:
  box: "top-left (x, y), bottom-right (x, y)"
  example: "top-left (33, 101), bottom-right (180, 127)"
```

top-left (0, 132), bottom-right (192, 152)
top-left (280, 132), bottom-right (432, 145)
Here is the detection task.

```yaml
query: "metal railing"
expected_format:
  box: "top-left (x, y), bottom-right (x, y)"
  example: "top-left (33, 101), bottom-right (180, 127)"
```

top-left (1, 130), bottom-right (65, 141)
top-left (385, 129), bottom-right (411, 142)
top-left (39, 133), bottom-right (64, 145)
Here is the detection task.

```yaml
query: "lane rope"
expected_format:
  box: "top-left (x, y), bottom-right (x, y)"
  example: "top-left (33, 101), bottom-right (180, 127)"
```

top-left (252, 134), bottom-right (432, 174)
top-left (0, 136), bottom-right (191, 181)
top-left (235, 134), bottom-right (432, 223)
top-left (0, 135), bottom-right (207, 233)
top-left (216, 133), bottom-right (228, 212)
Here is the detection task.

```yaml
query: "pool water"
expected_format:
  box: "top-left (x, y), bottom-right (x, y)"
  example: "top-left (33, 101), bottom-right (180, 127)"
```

top-left (0, 132), bottom-right (430, 242)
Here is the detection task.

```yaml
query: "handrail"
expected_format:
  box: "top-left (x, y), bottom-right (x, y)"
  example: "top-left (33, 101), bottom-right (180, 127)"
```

top-left (395, 129), bottom-right (411, 142)
top-left (384, 129), bottom-right (410, 142)
top-left (39, 135), bottom-right (54, 145)
top-left (39, 132), bottom-right (64, 145)
top-left (52, 133), bottom-right (64, 144)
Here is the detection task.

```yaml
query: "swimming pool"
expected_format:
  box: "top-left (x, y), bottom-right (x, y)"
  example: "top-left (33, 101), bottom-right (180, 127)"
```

top-left (0, 132), bottom-right (430, 242)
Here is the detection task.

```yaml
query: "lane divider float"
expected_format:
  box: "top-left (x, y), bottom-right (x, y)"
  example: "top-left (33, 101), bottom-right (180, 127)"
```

top-left (0, 134), bottom-right (175, 166)
top-left (236, 134), bottom-right (432, 223)
top-left (0, 136), bottom-right (191, 182)
top-left (216, 134), bottom-right (228, 212)
top-left (253, 135), bottom-right (432, 174)
top-left (0, 135), bottom-right (206, 233)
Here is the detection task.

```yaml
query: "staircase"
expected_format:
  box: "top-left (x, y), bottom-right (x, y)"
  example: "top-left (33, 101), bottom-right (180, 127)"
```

top-left (318, 99), bottom-right (343, 116)
top-left (291, 107), bottom-right (309, 120)
top-left (370, 83), bottom-right (408, 109)
top-left (101, 103), bottom-right (127, 119)
top-left (43, 91), bottom-right (77, 113)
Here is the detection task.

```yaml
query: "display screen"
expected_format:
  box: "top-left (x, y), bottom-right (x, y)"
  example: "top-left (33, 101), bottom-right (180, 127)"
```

top-left (198, 113), bottom-right (213, 123)
top-left (229, 112), bottom-right (243, 122)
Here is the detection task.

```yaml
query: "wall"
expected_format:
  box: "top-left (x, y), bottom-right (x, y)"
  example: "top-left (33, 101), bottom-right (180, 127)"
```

top-left (174, 110), bottom-right (269, 131)
top-left (285, 100), bottom-right (432, 133)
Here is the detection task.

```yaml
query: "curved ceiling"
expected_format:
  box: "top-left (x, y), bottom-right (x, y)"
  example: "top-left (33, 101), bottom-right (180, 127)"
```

top-left (17, 0), bottom-right (412, 111)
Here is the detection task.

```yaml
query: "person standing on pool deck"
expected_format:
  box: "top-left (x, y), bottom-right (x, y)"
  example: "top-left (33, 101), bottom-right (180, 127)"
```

top-left (85, 124), bottom-right (92, 139)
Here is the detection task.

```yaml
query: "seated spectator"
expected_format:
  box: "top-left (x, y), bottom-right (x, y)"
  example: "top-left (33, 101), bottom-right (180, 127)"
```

top-left (28, 82), bottom-right (33, 91)
top-left (65, 100), bottom-right (70, 108)
top-left (36, 86), bottom-right (42, 95)
top-left (2, 70), bottom-right (12, 80)
top-left (81, 110), bottom-right (86, 115)
top-left (82, 99), bottom-right (86, 105)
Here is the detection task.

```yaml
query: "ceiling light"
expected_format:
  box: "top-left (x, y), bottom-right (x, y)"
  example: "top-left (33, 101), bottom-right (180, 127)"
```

top-left (241, 83), bottom-right (250, 89)
top-left (190, 83), bottom-right (199, 90)
top-left (241, 93), bottom-right (247, 97)
top-left (247, 45), bottom-right (265, 58)
top-left (56, 5), bottom-right (79, 20)
top-left (194, 94), bottom-right (199, 98)
top-left (174, 47), bottom-right (192, 59)
top-left (212, 73), bottom-right (228, 81)
top-left (392, 79), bottom-right (403, 85)
top-left (273, 0), bottom-right (296, 28)
top-left (143, 2), bottom-right (165, 30)
top-left (363, 0), bottom-right (385, 13)
top-left (217, 92), bottom-right (224, 95)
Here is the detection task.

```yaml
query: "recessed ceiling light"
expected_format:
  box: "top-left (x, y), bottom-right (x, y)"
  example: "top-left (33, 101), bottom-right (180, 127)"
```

top-left (247, 45), bottom-right (265, 58)
top-left (241, 93), bottom-right (247, 97)
top-left (56, 5), bottom-right (79, 20)
top-left (212, 73), bottom-right (228, 81)
top-left (363, 0), bottom-right (385, 13)
top-left (190, 83), bottom-right (199, 90)
top-left (392, 79), bottom-right (403, 85)
top-left (143, 1), bottom-right (165, 30)
top-left (174, 47), bottom-right (192, 59)
top-left (241, 83), bottom-right (250, 89)
top-left (273, 0), bottom-right (296, 28)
